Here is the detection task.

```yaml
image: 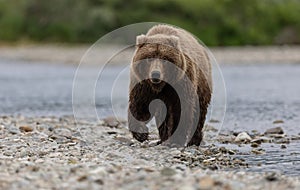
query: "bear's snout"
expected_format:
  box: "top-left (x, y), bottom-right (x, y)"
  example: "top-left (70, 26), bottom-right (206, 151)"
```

top-left (150, 70), bottom-right (161, 84)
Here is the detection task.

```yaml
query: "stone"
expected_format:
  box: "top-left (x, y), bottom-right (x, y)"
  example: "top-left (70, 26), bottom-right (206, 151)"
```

top-left (53, 128), bottom-right (72, 138)
top-left (265, 127), bottom-right (284, 135)
top-left (94, 179), bottom-right (104, 185)
top-left (160, 167), bottom-right (176, 176)
top-left (103, 116), bottom-right (119, 128)
top-left (251, 149), bottom-right (265, 155)
top-left (19, 126), bottom-right (34, 132)
top-left (199, 176), bottom-right (215, 190)
top-left (280, 144), bottom-right (287, 149)
top-left (234, 132), bottom-right (252, 143)
top-left (250, 143), bottom-right (259, 148)
top-left (265, 172), bottom-right (278, 181)
top-left (273, 120), bottom-right (284, 124)
top-left (258, 136), bottom-right (273, 143)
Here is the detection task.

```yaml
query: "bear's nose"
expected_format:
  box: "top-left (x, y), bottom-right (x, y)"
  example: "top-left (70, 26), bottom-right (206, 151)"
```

top-left (150, 71), bottom-right (161, 84)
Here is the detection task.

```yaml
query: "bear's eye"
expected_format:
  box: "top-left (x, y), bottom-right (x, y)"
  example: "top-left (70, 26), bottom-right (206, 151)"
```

top-left (163, 57), bottom-right (174, 63)
top-left (138, 58), bottom-right (149, 64)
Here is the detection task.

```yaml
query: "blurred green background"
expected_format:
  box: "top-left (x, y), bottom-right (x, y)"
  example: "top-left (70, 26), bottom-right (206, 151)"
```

top-left (0, 0), bottom-right (299, 46)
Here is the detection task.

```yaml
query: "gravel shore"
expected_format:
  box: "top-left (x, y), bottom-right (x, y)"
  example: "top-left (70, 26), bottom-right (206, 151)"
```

top-left (0, 115), bottom-right (299, 190)
top-left (0, 44), bottom-right (300, 65)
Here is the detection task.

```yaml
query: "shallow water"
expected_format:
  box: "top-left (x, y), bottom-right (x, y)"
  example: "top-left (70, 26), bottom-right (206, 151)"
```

top-left (0, 59), bottom-right (299, 176)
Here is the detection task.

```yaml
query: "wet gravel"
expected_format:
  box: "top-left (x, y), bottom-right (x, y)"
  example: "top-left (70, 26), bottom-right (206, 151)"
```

top-left (0, 115), bottom-right (299, 190)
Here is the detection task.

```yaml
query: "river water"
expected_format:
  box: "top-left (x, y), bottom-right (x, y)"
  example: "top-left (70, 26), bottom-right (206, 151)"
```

top-left (0, 59), bottom-right (299, 176)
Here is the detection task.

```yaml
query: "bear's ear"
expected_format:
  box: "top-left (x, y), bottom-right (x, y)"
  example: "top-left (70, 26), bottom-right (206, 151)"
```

top-left (136, 34), bottom-right (147, 47)
top-left (169, 35), bottom-right (180, 49)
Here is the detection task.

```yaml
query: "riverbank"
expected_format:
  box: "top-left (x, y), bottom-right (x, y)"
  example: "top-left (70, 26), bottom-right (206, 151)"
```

top-left (0, 44), bottom-right (300, 65)
top-left (0, 115), bottom-right (299, 190)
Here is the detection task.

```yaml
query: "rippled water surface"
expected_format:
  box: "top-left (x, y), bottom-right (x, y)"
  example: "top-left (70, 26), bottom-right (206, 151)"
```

top-left (0, 60), bottom-right (299, 176)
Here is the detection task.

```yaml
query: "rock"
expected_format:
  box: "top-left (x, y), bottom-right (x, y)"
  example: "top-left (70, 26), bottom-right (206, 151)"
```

top-left (265, 127), bottom-right (284, 135)
top-left (291, 135), bottom-right (300, 141)
top-left (94, 179), bottom-right (104, 185)
top-left (19, 126), bottom-right (33, 132)
top-left (265, 172), bottom-right (278, 181)
top-left (280, 144), bottom-right (287, 149)
top-left (268, 134), bottom-right (285, 138)
top-left (250, 138), bottom-right (262, 144)
top-left (9, 127), bottom-right (20, 135)
top-left (250, 143), bottom-right (259, 148)
top-left (3, 150), bottom-right (14, 156)
top-left (143, 167), bottom-right (155, 173)
top-left (274, 138), bottom-right (290, 144)
top-left (89, 167), bottom-right (107, 177)
top-left (204, 124), bottom-right (218, 132)
top-left (209, 119), bottom-right (219, 123)
top-left (219, 146), bottom-right (227, 153)
top-left (218, 135), bottom-right (235, 144)
top-left (77, 175), bottom-right (88, 182)
top-left (203, 158), bottom-right (216, 165)
top-left (20, 149), bottom-right (28, 157)
top-left (107, 131), bottom-right (117, 135)
top-left (103, 116), bottom-right (119, 128)
top-left (170, 149), bottom-right (181, 155)
top-left (160, 167), bottom-right (176, 176)
top-left (234, 132), bottom-right (252, 143)
top-left (251, 149), bottom-right (265, 155)
top-left (53, 128), bottom-right (72, 138)
top-left (273, 120), bottom-right (284, 124)
top-left (228, 149), bottom-right (236, 155)
top-left (257, 136), bottom-right (273, 143)
top-left (68, 158), bottom-right (77, 164)
top-left (180, 184), bottom-right (195, 190)
top-left (114, 137), bottom-right (133, 145)
top-left (199, 176), bottom-right (215, 190)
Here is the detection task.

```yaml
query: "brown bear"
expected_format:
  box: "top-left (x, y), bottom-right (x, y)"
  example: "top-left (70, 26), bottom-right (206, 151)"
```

top-left (128, 24), bottom-right (212, 146)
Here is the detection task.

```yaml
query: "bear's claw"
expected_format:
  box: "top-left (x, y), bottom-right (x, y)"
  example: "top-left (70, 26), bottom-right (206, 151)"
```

top-left (132, 132), bottom-right (148, 142)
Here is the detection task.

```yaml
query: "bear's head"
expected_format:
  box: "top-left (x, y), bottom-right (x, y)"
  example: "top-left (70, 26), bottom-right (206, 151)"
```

top-left (131, 34), bottom-right (187, 92)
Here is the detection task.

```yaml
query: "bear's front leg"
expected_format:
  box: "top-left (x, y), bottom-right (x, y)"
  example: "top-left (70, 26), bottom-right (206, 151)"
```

top-left (156, 106), bottom-right (187, 147)
top-left (187, 107), bottom-right (207, 146)
top-left (128, 103), bottom-right (151, 142)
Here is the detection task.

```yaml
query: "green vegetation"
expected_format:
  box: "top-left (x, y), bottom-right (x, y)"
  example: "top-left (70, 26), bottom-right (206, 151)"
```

top-left (0, 0), bottom-right (300, 46)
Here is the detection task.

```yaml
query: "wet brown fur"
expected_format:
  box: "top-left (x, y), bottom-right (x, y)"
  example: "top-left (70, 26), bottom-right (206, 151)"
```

top-left (128, 24), bottom-right (212, 146)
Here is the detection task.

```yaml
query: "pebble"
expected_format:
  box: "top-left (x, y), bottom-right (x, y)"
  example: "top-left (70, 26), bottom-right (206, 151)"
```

top-left (9, 127), bottom-right (20, 134)
top-left (265, 127), bottom-right (284, 135)
top-left (280, 144), bottom-right (287, 149)
top-left (251, 149), bottom-right (265, 155)
top-left (170, 149), bottom-right (181, 155)
top-left (250, 143), bottom-right (259, 148)
top-left (273, 120), bottom-right (284, 124)
top-left (103, 117), bottom-right (119, 128)
top-left (209, 119), bottom-right (220, 123)
top-left (143, 167), bottom-right (155, 173)
top-left (274, 138), bottom-right (290, 144)
top-left (268, 134), bottom-right (285, 138)
top-left (180, 184), bottom-right (195, 190)
top-left (234, 132), bottom-right (252, 143)
top-left (265, 172), bottom-right (278, 181)
top-left (89, 167), bottom-right (107, 177)
top-left (19, 125), bottom-right (34, 132)
top-left (94, 179), bottom-right (104, 185)
top-left (198, 176), bottom-right (215, 190)
top-left (250, 138), bottom-right (262, 144)
top-left (291, 135), bottom-right (300, 141)
top-left (53, 128), bottom-right (72, 138)
top-left (160, 167), bottom-right (176, 176)
top-left (257, 136), bottom-right (273, 143)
